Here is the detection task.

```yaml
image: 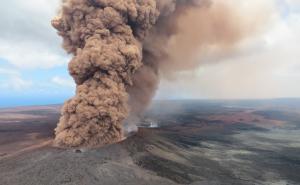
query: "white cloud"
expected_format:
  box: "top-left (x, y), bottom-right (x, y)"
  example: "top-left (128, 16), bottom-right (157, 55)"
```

top-left (0, 75), bottom-right (33, 92)
top-left (5, 76), bottom-right (32, 91)
top-left (0, 0), bottom-right (68, 69)
top-left (52, 76), bottom-right (75, 88)
top-left (0, 40), bottom-right (68, 69)
top-left (0, 68), bottom-right (32, 91)
top-left (0, 67), bottom-right (20, 76)
top-left (285, 0), bottom-right (300, 9)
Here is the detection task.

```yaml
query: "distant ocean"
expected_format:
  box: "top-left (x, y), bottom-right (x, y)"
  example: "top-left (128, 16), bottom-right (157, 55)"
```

top-left (0, 96), bottom-right (69, 108)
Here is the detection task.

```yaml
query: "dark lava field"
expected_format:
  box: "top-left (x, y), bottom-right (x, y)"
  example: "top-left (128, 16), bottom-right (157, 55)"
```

top-left (0, 99), bottom-right (300, 185)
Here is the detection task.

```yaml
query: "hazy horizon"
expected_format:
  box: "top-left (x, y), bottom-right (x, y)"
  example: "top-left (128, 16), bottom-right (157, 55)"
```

top-left (1, 97), bottom-right (300, 108)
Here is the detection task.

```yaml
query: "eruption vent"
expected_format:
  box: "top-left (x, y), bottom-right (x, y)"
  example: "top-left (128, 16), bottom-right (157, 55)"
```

top-left (52, 0), bottom-right (269, 148)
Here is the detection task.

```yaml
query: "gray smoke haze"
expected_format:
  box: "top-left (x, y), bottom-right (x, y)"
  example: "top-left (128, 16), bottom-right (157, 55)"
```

top-left (52, 0), bottom-right (269, 148)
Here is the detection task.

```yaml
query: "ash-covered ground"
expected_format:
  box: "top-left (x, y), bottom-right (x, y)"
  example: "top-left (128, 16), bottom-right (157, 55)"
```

top-left (0, 100), bottom-right (300, 185)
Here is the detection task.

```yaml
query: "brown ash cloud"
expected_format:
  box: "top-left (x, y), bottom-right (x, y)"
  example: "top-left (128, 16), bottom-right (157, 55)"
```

top-left (52, 0), bottom-right (268, 148)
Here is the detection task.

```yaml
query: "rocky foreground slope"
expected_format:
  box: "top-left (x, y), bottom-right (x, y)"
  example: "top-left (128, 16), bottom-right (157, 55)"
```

top-left (1, 100), bottom-right (300, 185)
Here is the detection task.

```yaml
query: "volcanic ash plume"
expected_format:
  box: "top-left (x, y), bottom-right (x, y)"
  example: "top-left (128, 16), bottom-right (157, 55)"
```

top-left (52, 0), bottom-right (159, 147)
top-left (52, 0), bottom-right (269, 147)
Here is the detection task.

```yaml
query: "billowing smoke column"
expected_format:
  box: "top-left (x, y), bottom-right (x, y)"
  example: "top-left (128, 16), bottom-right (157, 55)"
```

top-left (52, 0), bottom-right (266, 147)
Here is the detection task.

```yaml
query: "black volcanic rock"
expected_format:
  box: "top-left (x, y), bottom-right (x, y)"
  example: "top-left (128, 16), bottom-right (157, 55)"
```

top-left (1, 101), bottom-right (300, 185)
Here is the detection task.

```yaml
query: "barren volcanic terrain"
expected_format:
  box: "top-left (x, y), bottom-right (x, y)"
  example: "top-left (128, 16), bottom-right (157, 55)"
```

top-left (0, 100), bottom-right (300, 185)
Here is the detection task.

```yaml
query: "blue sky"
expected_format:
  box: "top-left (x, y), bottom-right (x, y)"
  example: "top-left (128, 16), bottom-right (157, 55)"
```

top-left (0, 57), bottom-right (73, 107)
top-left (0, 0), bottom-right (300, 107)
